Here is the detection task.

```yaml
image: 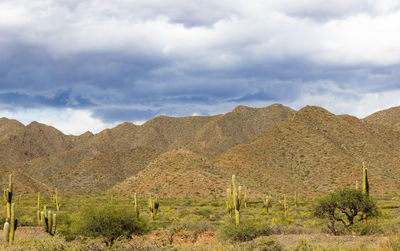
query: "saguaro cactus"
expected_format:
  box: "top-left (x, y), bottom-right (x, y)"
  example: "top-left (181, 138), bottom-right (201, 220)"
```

top-left (40, 209), bottom-right (57, 236)
top-left (148, 194), bottom-right (159, 220)
top-left (133, 193), bottom-right (139, 217)
top-left (4, 174), bottom-right (13, 219)
top-left (54, 189), bottom-right (60, 212)
top-left (263, 194), bottom-right (271, 213)
top-left (243, 187), bottom-right (247, 208)
top-left (37, 192), bottom-right (41, 226)
top-left (4, 203), bottom-right (17, 245)
top-left (232, 175), bottom-right (243, 225)
top-left (283, 194), bottom-right (288, 217)
top-left (226, 188), bottom-right (233, 217)
top-left (362, 162), bottom-right (369, 196)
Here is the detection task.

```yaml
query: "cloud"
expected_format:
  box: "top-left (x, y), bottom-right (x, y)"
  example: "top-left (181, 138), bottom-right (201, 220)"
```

top-left (0, 108), bottom-right (119, 135)
top-left (0, 0), bottom-right (400, 133)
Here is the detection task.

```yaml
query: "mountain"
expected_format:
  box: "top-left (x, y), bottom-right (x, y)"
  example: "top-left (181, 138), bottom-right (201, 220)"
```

top-left (214, 106), bottom-right (400, 196)
top-left (2, 104), bottom-right (294, 194)
top-left (0, 118), bottom-right (74, 164)
top-left (364, 106), bottom-right (400, 131)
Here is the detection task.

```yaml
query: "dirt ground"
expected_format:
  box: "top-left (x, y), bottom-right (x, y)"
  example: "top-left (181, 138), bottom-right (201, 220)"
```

top-left (0, 227), bottom-right (390, 248)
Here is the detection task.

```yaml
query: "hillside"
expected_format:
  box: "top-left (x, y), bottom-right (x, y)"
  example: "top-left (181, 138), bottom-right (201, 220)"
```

top-left (3, 104), bottom-right (400, 196)
top-left (10, 104), bottom-right (294, 193)
top-left (0, 118), bottom-right (75, 164)
top-left (48, 147), bottom-right (161, 193)
top-left (364, 106), bottom-right (400, 131)
top-left (215, 106), bottom-right (400, 196)
top-left (111, 149), bottom-right (230, 198)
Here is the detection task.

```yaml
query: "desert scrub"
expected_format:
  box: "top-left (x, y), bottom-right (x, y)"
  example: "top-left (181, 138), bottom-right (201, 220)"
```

top-left (218, 219), bottom-right (270, 242)
top-left (59, 202), bottom-right (150, 246)
top-left (169, 215), bottom-right (216, 232)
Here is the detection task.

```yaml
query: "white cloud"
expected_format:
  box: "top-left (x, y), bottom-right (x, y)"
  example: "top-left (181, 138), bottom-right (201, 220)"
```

top-left (2, 0), bottom-right (400, 67)
top-left (0, 108), bottom-right (119, 135)
top-left (288, 82), bottom-right (400, 118)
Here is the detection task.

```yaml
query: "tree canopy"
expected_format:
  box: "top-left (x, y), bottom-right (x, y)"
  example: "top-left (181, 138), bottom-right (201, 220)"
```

top-left (314, 188), bottom-right (378, 235)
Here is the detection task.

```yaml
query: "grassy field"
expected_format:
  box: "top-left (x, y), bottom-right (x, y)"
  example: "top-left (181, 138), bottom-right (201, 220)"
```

top-left (1, 193), bottom-right (400, 250)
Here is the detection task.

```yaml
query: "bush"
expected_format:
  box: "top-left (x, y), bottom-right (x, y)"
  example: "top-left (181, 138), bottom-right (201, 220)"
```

top-left (352, 222), bottom-right (383, 236)
top-left (218, 220), bottom-right (270, 242)
top-left (61, 203), bottom-right (150, 246)
top-left (314, 188), bottom-right (379, 235)
top-left (252, 237), bottom-right (283, 251)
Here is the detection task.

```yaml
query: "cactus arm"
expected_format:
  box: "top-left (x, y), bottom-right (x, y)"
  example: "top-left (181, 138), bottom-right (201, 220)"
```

top-left (3, 222), bottom-right (10, 244)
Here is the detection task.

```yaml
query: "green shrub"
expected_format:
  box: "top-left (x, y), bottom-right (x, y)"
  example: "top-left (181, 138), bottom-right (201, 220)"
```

top-left (294, 238), bottom-right (312, 251)
top-left (218, 220), bottom-right (270, 242)
top-left (60, 203), bottom-right (150, 246)
top-left (352, 222), bottom-right (383, 236)
top-left (252, 236), bottom-right (283, 251)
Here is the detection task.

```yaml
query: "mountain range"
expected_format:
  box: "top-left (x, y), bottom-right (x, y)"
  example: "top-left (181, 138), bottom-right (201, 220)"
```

top-left (1, 104), bottom-right (400, 197)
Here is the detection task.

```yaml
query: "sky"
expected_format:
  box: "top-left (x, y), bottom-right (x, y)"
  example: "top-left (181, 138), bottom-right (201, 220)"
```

top-left (1, 0), bottom-right (400, 135)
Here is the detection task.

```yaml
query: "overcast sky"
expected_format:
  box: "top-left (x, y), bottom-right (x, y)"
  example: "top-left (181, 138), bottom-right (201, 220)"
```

top-left (1, 0), bottom-right (400, 134)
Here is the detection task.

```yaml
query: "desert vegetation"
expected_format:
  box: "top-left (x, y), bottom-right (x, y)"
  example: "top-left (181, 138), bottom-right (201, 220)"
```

top-left (1, 169), bottom-right (400, 251)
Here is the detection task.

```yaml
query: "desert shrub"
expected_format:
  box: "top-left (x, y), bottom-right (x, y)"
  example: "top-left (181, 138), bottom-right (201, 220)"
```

top-left (59, 203), bottom-right (150, 246)
top-left (293, 238), bottom-right (312, 251)
top-left (314, 188), bottom-right (379, 235)
top-left (352, 222), bottom-right (383, 236)
top-left (169, 215), bottom-right (215, 232)
top-left (218, 220), bottom-right (270, 242)
top-left (252, 236), bottom-right (283, 251)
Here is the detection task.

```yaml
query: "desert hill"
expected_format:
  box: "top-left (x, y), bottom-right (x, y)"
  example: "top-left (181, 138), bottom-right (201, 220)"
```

top-left (364, 106), bottom-right (400, 131)
top-left (111, 149), bottom-right (230, 198)
top-left (48, 147), bottom-right (161, 192)
top-left (2, 104), bottom-right (400, 196)
top-left (214, 106), bottom-right (400, 196)
top-left (3, 104), bottom-right (294, 194)
top-left (0, 118), bottom-right (74, 164)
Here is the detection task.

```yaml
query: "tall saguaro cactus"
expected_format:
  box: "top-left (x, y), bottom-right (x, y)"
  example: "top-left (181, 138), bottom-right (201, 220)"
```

top-left (362, 162), bottom-right (369, 196)
top-left (4, 174), bottom-right (13, 219)
top-left (3, 174), bottom-right (17, 245)
top-left (37, 192), bottom-right (41, 226)
top-left (226, 188), bottom-right (233, 217)
top-left (231, 175), bottom-right (243, 225)
top-left (148, 194), bottom-right (159, 220)
top-left (4, 203), bottom-right (17, 244)
top-left (54, 189), bottom-right (60, 212)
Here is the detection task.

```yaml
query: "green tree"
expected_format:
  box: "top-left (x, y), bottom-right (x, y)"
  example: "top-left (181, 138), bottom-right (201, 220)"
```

top-left (314, 188), bottom-right (378, 235)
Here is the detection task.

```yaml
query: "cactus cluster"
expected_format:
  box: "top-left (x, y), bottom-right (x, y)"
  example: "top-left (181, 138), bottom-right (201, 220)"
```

top-left (148, 194), bottom-right (159, 220)
top-left (226, 175), bottom-right (243, 225)
top-left (40, 208), bottom-right (57, 236)
top-left (3, 174), bottom-right (17, 245)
